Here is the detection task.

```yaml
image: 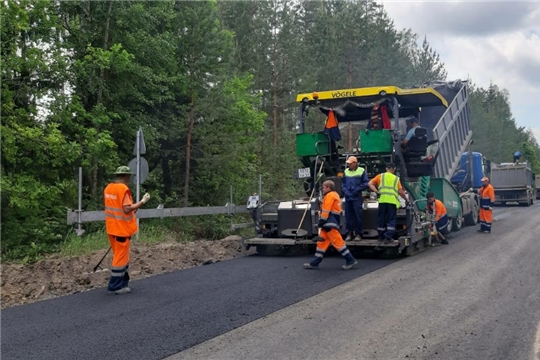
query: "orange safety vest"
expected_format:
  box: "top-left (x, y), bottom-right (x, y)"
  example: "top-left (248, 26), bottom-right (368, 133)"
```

top-left (104, 182), bottom-right (138, 237)
top-left (427, 199), bottom-right (447, 221)
top-left (479, 184), bottom-right (495, 210)
top-left (320, 190), bottom-right (342, 229)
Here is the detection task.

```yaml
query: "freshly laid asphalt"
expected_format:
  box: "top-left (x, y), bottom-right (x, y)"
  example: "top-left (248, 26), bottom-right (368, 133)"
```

top-left (1, 249), bottom-right (396, 360)
top-left (4, 205), bottom-right (538, 360)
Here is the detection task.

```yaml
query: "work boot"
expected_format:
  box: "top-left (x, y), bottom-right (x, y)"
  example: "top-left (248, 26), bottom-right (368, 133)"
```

top-left (303, 263), bottom-right (319, 269)
top-left (383, 237), bottom-right (393, 244)
top-left (476, 229), bottom-right (483, 233)
top-left (342, 260), bottom-right (358, 270)
top-left (354, 233), bottom-right (362, 241)
top-left (344, 233), bottom-right (352, 241)
top-left (109, 287), bottom-right (131, 295)
top-left (441, 239), bottom-right (449, 245)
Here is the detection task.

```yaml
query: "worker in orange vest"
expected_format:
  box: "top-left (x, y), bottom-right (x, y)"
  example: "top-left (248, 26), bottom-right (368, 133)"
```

top-left (426, 191), bottom-right (449, 244)
top-left (477, 176), bottom-right (495, 233)
top-left (304, 180), bottom-right (358, 270)
top-left (104, 166), bottom-right (151, 294)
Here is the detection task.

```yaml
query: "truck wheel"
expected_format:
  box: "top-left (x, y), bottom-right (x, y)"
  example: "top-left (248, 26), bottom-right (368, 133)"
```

top-left (464, 202), bottom-right (479, 226)
top-left (452, 209), bottom-right (463, 232)
top-left (441, 217), bottom-right (452, 235)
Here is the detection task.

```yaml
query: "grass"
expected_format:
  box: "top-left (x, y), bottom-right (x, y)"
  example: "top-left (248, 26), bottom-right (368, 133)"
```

top-left (58, 224), bottom-right (179, 257)
top-left (2, 215), bottom-right (255, 263)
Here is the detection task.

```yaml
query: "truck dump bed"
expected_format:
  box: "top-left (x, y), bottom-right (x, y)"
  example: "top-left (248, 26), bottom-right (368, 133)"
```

top-left (419, 80), bottom-right (473, 181)
top-left (491, 162), bottom-right (533, 189)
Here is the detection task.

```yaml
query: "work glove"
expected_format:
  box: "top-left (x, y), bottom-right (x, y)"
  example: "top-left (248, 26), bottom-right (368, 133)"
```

top-left (142, 192), bottom-right (151, 204)
top-left (488, 206), bottom-right (493, 211)
top-left (317, 218), bottom-right (326, 228)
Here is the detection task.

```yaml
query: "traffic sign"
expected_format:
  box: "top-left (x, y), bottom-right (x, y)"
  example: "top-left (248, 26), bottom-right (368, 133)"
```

top-left (129, 157), bottom-right (149, 184)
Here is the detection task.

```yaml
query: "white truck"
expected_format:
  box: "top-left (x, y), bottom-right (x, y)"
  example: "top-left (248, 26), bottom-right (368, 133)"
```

top-left (491, 162), bottom-right (534, 206)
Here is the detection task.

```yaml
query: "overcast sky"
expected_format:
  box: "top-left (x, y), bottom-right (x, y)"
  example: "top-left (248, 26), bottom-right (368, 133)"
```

top-left (380, 0), bottom-right (540, 143)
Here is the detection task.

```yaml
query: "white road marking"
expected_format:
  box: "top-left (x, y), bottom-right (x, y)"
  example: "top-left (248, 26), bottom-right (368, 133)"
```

top-left (493, 212), bottom-right (512, 222)
top-left (534, 320), bottom-right (540, 360)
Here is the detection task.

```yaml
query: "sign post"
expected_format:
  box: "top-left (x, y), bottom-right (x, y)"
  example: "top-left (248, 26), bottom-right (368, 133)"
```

top-left (130, 127), bottom-right (147, 241)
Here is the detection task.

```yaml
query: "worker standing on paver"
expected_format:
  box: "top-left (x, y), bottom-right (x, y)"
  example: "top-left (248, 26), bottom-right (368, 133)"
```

top-left (104, 166), bottom-right (151, 294)
top-left (368, 163), bottom-right (408, 244)
top-left (477, 176), bottom-right (495, 233)
top-left (304, 180), bottom-right (358, 270)
top-left (342, 156), bottom-right (369, 241)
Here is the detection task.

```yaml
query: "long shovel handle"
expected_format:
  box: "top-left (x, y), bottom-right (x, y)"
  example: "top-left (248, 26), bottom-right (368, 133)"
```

top-left (93, 246), bottom-right (112, 272)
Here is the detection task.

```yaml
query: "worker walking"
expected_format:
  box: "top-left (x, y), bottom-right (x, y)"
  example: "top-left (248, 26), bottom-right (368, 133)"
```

top-left (104, 166), bottom-right (151, 294)
top-left (342, 156), bottom-right (369, 241)
top-left (304, 180), bottom-right (358, 270)
top-left (477, 176), bottom-right (495, 233)
top-left (426, 191), bottom-right (449, 244)
top-left (368, 163), bottom-right (408, 243)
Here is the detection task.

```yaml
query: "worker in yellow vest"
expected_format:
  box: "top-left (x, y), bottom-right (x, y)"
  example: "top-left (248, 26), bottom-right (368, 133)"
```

top-left (368, 163), bottom-right (408, 244)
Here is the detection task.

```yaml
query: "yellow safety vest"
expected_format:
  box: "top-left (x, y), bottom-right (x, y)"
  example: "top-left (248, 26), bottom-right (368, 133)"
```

top-left (379, 173), bottom-right (400, 207)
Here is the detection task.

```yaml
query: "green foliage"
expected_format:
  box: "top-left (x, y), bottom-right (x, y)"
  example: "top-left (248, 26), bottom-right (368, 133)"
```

top-left (3, 0), bottom-right (539, 261)
top-left (468, 82), bottom-right (540, 171)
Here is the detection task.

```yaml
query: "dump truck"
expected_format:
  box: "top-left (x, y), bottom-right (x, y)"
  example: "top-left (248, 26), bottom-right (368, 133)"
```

top-left (491, 162), bottom-right (534, 206)
top-left (244, 80), bottom-right (479, 256)
top-left (536, 175), bottom-right (540, 200)
top-left (451, 151), bottom-right (491, 192)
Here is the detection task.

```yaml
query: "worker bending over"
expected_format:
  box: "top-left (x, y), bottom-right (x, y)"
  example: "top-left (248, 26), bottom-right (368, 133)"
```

top-left (304, 180), bottom-right (358, 270)
top-left (426, 191), bottom-right (449, 245)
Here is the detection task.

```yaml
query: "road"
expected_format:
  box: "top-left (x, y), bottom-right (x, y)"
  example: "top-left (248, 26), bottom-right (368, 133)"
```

top-left (2, 204), bottom-right (540, 360)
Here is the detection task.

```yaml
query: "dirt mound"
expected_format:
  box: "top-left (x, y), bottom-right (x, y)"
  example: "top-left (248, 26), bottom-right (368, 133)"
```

top-left (1, 236), bottom-right (255, 309)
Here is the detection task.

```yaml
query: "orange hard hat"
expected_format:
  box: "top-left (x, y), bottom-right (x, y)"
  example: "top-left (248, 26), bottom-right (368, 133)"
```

top-left (346, 156), bottom-right (358, 164)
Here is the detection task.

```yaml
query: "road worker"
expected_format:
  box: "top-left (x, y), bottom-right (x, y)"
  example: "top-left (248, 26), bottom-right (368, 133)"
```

top-left (401, 117), bottom-right (422, 147)
top-left (368, 163), bottom-right (408, 244)
top-left (477, 176), bottom-right (495, 233)
top-left (426, 191), bottom-right (449, 245)
top-left (342, 156), bottom-right (369, 241)
top-left (104, 166), bottom-right (151, 294)
top-left (513, 150), bottom-right (522, 164)
top-left (304, 180), bottom-right (358, 270)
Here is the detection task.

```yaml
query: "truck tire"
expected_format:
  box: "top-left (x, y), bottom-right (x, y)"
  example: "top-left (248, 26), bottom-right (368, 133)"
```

top-left (441, 217), bottom-right (453, 235)
top-left (464, 202), bottom-right (479, 226)
top-left (452, 209), bottom-right (463, 232)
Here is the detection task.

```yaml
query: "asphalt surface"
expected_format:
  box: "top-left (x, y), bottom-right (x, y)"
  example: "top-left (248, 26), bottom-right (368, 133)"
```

top-left (1, 246), bottom-right (396, 360)
top-left (3, 204), bottom-right (539, 360)
top-left (167, 203), bottom-right (540, 360)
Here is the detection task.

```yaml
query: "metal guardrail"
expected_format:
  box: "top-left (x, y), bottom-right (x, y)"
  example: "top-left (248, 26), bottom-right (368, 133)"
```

top-left (67, 205), bottom-right (250, 225)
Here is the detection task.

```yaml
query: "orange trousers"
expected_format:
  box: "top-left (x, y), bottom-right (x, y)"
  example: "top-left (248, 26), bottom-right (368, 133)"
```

top-left (316, 228), bottom-right (346, 253)
top-left (479, 208), bottom-right (492, 232)
top-left (107, 234), bottom-right (131, 291)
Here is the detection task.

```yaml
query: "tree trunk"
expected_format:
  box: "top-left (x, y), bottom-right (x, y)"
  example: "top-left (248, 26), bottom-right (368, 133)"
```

top-left (272, 58), bottom-right (278, 146)
top-left (184, 42), bottom-right (196, 207)
top-left (91, 0), bottom-right (114, 199)
top-left (347, 45), bottom-right (353, 151)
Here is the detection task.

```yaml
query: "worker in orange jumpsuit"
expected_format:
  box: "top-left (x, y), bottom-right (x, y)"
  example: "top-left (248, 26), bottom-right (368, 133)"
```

top-left (426, 191), bottom-right (449, 244)
top-left (104, 166), bottom-right (151, 294)
top-left (304, 180), bottom-right (358, 270)
top-left (477, 176), bottom-right (495, 233)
